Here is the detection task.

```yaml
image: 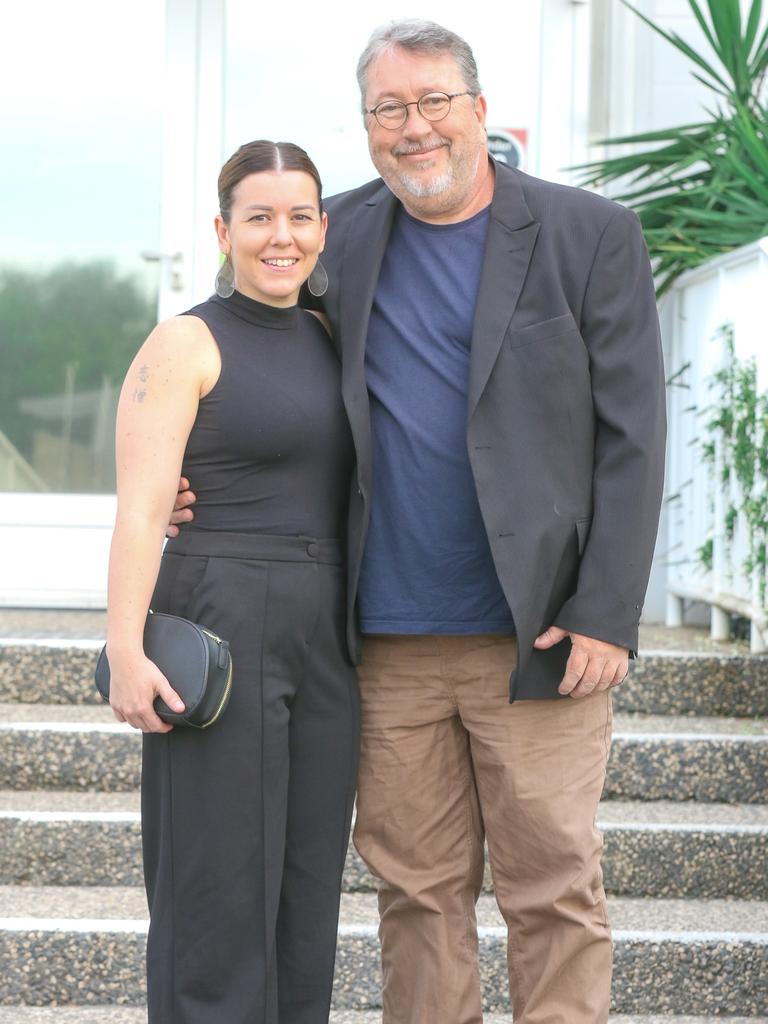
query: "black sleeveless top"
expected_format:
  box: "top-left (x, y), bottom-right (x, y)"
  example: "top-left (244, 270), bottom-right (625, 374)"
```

top-left (180, 290), bottom-right (353, 539)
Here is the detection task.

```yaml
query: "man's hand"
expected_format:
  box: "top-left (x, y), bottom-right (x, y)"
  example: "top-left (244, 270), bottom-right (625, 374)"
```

top-left (533, 627), bottom-right (628, 698)
top-left (166, 476), bottom-right (196, 538)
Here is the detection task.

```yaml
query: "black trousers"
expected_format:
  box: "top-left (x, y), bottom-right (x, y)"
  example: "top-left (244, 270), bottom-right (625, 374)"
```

top-left (142, 532), bottom-right (360, 1024)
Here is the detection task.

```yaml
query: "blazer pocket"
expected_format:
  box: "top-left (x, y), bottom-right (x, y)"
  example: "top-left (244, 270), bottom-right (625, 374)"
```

top-left (508, 311), bottom-right (579, 350)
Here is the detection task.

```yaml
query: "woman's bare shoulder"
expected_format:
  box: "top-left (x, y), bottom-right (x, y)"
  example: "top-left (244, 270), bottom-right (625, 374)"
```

top-left (141, 314), bottom-right (219, 363)
top-left (145, 312), bottom-right (215, 349)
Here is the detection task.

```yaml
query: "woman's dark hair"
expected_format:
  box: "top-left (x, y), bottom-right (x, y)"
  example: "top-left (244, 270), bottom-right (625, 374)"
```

top-left (218, 140), bottom-right (323, 221)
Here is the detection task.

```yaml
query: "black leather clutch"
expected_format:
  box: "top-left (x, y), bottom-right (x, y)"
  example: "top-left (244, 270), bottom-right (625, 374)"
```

top-left (95, 611), bottom-right (233, 729)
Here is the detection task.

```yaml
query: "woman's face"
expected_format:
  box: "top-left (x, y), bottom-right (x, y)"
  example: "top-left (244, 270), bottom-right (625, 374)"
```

top-left (216, 170), bottom-right (327, 307)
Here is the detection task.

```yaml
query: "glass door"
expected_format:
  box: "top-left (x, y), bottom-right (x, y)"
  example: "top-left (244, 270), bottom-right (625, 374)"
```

top-left (0, 0), bottom-right (164, 605)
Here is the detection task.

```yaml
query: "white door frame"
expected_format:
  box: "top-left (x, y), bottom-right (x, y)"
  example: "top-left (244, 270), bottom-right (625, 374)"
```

top-left (155, 0), bottom-right (225, 321)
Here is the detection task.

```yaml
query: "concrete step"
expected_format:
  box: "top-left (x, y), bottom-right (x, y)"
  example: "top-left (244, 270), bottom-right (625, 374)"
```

top-left (606, 714), bottom-right (767, 802)
top-left (19, 1010), bottom-right (756, 1022)
top-left (0, 639), bottom-right (103, 706)
top-left (616, 650), bottom-right (768, 718)
top-left (326, 1019), bottom-right (768, 1024)
top-left (0, 704), bottom-right (138, 791)
top-left (2, 636), bottom-right (767, 717)
top-left (328, 1019), bottom-right (768, 1024)
top-left (599, 800), bottom-right (768, 898)
top-left (0, 1014), bottom-right (147, 1023)
top-left (0, 611), bottom-right (107, 640)
top-left (0, 888), bottom-right (765, 1014)
top-left (0, 705), bottom-right (765, 802)
top-left (330, 1018), bottom-right (767, 1024)
top-left (2, 791), bottom-right (766, 899)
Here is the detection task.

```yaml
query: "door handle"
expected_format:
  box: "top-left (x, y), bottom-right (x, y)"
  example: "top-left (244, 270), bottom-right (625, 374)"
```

top-left (140, 250), bottom-right (184, 291)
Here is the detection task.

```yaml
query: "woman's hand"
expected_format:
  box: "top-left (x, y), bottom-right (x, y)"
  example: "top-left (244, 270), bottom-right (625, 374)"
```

top-left (107, 652), bottom-right (186, 733)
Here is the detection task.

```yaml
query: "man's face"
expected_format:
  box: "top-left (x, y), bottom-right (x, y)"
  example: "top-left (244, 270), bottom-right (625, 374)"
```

top-left (364, 46), bottom-right (488, 219)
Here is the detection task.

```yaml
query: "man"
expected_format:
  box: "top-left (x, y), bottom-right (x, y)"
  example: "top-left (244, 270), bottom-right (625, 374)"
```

top-left (172, 19), bottom-right (666, 1023)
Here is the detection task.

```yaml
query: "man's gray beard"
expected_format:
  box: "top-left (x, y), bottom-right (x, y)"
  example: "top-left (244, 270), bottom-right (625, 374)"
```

top-left (384, 145), bottom-right (484, 210)
top-left (396, 166), bottom-right (454, 198)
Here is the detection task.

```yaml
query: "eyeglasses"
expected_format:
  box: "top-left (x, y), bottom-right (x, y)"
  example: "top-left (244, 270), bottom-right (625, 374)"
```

top-left (366, 91), bottom-right (474, 130)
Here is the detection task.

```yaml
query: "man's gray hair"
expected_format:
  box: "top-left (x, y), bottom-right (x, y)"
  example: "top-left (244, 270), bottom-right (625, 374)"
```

top-left (356, 19), bottom-right (482, 113)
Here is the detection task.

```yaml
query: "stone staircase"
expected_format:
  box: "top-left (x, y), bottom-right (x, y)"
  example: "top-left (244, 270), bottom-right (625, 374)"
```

top-left (0, 614), bottom-right (766, 1023)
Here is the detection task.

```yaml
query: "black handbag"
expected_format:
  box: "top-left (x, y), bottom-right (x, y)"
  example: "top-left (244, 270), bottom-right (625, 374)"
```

top-left (95, 610), bottom-right (233, 728)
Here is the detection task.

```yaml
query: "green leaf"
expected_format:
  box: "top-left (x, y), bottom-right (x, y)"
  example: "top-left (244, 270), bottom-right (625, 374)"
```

top-left (721, 191), bottom-right (768, 216)
top-left (688, 0), bottom-right (721, 56)
top-left (733, 106), bottom-right (768, 171)
top-left (705, 0), bottom-right (741, 53)
top-left (690, 71), bottom-right (733, 100)
top-left (744, 0), bottom-right (763, 54)
top-left (751, 21), bottom-right (768, 71)
top-left (588, 122), bottom-right (713, 147)
top-left (721, 150), bottom-right (768, 202)
top-left (577, 0), bottom-right (768, 295)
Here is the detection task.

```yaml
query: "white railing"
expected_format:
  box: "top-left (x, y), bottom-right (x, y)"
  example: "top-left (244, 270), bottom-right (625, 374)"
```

top-left (664, 237), bottom-right (768, 653)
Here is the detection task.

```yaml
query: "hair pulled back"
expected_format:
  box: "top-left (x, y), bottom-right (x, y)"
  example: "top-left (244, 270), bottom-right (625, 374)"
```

top-left (218, 140), bottom-right (323, 220)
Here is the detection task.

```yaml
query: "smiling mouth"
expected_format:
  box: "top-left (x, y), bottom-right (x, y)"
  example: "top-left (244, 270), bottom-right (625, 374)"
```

top-left (263, 258), bottom-right (299, 267)
top-left (393, 138), bottom-right (449, 159)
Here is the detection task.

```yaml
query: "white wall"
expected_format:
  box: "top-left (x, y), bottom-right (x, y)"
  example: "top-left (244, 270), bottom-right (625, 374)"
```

top-left (589, 0), bottom-right (723, 623)
top-left (591, 0), bottom-right (711, 146)
top-left (535, 0), bottom-right (592, 182)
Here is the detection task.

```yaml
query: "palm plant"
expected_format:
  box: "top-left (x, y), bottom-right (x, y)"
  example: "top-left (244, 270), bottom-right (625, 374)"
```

top-left (576, 0), bottom-right (768, 296)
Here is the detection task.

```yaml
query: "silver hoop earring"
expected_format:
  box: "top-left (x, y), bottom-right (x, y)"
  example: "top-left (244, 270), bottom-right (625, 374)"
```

top-left (307, 260), bottom-right (328, 298)
top-left (215, 256), bottom-right (235, 298)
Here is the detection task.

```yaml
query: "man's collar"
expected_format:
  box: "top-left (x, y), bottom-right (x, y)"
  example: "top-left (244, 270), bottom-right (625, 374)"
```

top-left (487, 156), bottom-right (536, 232)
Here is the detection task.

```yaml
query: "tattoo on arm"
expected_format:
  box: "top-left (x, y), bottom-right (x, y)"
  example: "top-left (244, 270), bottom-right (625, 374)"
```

top-left (132, 365), bottom-right (150, 403)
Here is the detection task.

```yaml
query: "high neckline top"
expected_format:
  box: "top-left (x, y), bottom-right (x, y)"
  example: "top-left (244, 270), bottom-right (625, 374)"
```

top-left (178, 293), bottom-right (353, 539)
top-left (211, 289), bottom-right (299, 330)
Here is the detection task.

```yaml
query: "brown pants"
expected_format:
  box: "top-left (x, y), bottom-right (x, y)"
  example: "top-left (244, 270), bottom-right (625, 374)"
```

top-left (353, 634), bottom-right (612, 1024)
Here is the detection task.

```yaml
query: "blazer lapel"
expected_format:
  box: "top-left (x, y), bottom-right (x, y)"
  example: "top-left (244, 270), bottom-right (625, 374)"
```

top-left (338, 182), bottom-right (398, 486)
top-left (467, 164), bottom-right (540, 420)
top-left (339, 183), bottom-right (398, 387)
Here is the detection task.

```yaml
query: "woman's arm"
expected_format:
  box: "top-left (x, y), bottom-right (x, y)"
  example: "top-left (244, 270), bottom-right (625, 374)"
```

top-left (106, 315), bottom-right (219, 732)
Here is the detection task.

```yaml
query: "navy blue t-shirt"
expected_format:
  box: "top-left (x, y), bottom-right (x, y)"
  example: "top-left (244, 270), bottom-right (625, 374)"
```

top-left (358, 205), bottom-right (515, 635)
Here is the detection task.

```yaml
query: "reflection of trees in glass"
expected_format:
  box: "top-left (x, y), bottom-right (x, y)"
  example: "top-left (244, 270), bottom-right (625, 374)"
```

top-left (0, 262), bottom-right (156, 493)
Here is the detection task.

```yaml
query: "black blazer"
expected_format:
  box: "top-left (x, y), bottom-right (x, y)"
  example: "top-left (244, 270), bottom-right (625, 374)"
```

top-left (310, 159), bottom-right (666, 700)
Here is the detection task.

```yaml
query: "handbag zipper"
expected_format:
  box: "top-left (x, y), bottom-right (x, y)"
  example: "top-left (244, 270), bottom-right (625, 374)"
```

top-left (201, 654), bottom-right (233, 728)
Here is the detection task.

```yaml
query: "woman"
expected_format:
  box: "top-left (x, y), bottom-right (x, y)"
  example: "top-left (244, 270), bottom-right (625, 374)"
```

top-left (105, 140), bottom-right (359, 1024)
